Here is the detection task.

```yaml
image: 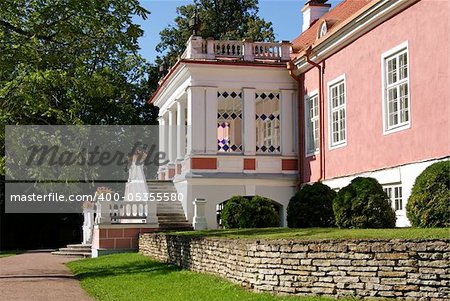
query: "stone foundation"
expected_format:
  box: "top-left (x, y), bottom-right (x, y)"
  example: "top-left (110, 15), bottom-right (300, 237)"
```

top-left (139, 233), bottom-right (450, 300)
top-left (91, 225), bottom-right (158, 257)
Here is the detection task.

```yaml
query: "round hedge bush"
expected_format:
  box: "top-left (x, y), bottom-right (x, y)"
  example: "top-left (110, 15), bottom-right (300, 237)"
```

top-left (406, 161), bottom-right (450, 228)
top-left (287, 182), bottom-right (336, 228)
top-left (221, 195), bottom-right (279, 229)
top-left (333, 177), bottom-right (396, 228)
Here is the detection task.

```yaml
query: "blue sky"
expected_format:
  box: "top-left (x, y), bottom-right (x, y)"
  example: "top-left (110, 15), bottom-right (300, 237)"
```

top-left (134, 0), bottom-right (340, 63)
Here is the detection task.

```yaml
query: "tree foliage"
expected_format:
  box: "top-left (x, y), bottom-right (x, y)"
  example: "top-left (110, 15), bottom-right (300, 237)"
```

top-left (155, 0), bottom-right (275, 68)
top-left (0, 0), bottom-right (159, 176)
top-left (221, 195), bottom-right (279, 229)
top-left (287, 182), bottom-right (336, 228)
top-left (333, 177), bottom-right (396, 229)
top-left (406, 161), bottom-right (450, 228)
top-left (0, 0), bottom-right (157, 126)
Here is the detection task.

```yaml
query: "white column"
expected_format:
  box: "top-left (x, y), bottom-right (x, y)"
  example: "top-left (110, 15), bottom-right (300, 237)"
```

top-left (176, 99), bottom-right (187, 160)
top-left (158, 115), bottom-right (167, 157)
top-left (243, 88), bottom-right (256, 155)
top-left (186, 86), bottom-right (206, 155)
top-left (168, 106), bottom-right (177, 163)
top-left (205, 87), bottom-right (218, 154)
top-left (280, 89), bottom-right (295, 156)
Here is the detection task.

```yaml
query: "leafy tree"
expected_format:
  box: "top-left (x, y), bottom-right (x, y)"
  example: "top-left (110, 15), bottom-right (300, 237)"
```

top-left (333, 177), bottom-right (396, 229)
top-left (287, 182), bottom-right (336, 228)
top-left (221, 195), bottom-right (279, 229)
top-left (0, 0), bottom-right (158, 250)
top-left (0, 0), bottom-right (157, 130)
top-left (155, 0), bottom-right (275, 68)
top-left (406, 161), bottom-right (450, 228)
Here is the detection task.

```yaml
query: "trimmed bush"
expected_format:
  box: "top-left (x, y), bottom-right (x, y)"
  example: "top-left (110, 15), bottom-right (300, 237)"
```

top-left (287, 182), bottom-right (336, 228)
top-left (333, 177), bottom-right (396, 228)
top-left (221, 195), bottom-right (279, 229)
top-left (406, 161), bottom-right (450, 228)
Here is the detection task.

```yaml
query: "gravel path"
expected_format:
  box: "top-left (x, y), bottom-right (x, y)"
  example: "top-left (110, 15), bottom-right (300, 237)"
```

top-left (0, 252), bottom-right (93, 301)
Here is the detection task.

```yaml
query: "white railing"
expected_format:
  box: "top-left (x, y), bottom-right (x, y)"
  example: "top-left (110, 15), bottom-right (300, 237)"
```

top-left (95, 200), bottom-right (158, 226)
top-left (182, 36), bottom-right (291, 62)
top-left (213, 40), bottom-right (243, 57)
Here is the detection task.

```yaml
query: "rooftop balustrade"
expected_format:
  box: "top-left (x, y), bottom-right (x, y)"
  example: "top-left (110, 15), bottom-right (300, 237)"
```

top-left (182, 36), bottom-right (292, 62)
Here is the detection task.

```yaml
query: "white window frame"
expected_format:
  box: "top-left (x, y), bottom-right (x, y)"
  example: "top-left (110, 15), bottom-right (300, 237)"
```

top-left (383, 184), bottom-right (403, 212)
top-left (327, 74), bottom-right (347, 149)
top-left (304, 90), bottom-right (319, 157)
top-left (381, 41), bottom-right (411, 135)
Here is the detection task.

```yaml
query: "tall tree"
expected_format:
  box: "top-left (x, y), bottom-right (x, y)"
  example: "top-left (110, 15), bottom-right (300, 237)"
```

top-left (0, 0), bottom-right (159, 172)
top-left (0, 0), bottom-right (157, 128)
top-left (0, 0), bottom-right (158, 250)
top-left (155, 0), bottom-right (275, 69)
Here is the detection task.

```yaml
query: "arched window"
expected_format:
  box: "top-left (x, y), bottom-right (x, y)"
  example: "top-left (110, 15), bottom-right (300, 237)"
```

top-left (318, 21), bottom-right (328, 38)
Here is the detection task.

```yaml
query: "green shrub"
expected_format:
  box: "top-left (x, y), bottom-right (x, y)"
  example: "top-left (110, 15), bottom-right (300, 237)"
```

top-left (406, 161), bottom-right (450, 228)
top-left (221, 195), bottom-right (279, 229)
top-left (287, 182), bottom-right (336, 228)
top-left (333, 177), bottom-right (396, 228)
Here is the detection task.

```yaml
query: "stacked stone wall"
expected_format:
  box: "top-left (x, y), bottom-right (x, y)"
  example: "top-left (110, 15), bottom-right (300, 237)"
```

top-left (139, 234), bottom-right (450, 300)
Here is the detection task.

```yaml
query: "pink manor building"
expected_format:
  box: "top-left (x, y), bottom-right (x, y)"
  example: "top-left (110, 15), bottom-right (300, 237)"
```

top-left (149, 0), bottom-right (449, 229)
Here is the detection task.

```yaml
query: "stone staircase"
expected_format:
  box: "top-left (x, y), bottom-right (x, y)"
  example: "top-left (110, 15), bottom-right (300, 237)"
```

top-left (148, 180), bottom-right (193, 231)
top-left (52, 244), bottom-right (91, 258)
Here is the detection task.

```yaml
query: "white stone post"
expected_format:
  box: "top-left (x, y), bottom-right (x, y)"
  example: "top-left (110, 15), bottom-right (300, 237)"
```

top-left (176, 99), bottom-right (187, 160)
top-left (280, 89), bottom-right (295, 156)
top-left (82, 207), bottom-right (95, 244)
top-left (186, 86), bottom-right (206, 155)
top-left (168, 106), bottom-right (177, 163)
top-left (205, 87), bottom-right (218, 154)
top-left (193, 198), bottom-right (207, 230)
top-left (95, 200), bottom-right (111, 224)
top-left (280, 41), bottom-right (292, 61)
top-left (146, 202), bottom-right (159, 227)
top-left (206, 38), bottom-right (215, 60)
top-left (243, 39), bottom-right (254, 61)
top-left (243, 88), bottom-right (256, 155)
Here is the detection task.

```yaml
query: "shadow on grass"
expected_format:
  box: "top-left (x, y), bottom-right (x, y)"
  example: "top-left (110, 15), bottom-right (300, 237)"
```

top-left (170, 227), bottom-right (340, 239)
top-left (70, 255), bottom-right (180, 280)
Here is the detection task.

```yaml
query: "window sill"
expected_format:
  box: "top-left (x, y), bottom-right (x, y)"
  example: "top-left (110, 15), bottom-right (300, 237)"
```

top-left (383, 123), bottom-right (411, 135)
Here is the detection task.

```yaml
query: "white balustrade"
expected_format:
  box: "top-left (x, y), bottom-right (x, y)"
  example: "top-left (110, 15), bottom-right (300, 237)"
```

top-left (182, 36), bottom-right (291, 62)
top-left (95, 200), bottom-right (158, 225)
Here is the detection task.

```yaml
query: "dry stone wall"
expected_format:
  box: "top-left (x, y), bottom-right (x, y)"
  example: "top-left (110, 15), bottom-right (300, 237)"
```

top-left (139, 234), bottom-right (450, 300)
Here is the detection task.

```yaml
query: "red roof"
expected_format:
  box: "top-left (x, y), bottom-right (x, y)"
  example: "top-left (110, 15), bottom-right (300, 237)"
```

top-left (292, 0), bottom-right (374, 54)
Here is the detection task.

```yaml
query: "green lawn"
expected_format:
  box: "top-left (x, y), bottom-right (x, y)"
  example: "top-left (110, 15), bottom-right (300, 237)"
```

top-left (168, 227), bottom-right (450, 240)
top-left (68, 253), bottom-right (353, 301)
top-left (0, 251), bottom-right (17, 258)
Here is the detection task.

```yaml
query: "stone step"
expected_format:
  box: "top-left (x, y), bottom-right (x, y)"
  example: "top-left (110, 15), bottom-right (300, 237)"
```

top-left (159, 226), bottom-right (194, 231)
top-left (66, 244), bottom-right (92, 249)
top-left (52, 251), bottom-right (91, 258)
top-left (59, 247), bottom-right (91, 253)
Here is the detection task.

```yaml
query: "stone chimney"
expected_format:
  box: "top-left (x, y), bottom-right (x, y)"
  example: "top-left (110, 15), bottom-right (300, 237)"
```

top-left (302, 0), bottom-right (331, 32)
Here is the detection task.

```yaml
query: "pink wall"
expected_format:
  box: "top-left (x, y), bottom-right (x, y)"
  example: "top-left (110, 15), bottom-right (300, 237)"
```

top-left (301, 0), bottom-right (449, 182)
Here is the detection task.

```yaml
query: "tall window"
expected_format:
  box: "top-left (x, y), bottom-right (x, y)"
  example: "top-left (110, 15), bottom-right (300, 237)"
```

top-left (217, 90), bottom-right (243, 152)
top-left (383, 42), bottom-right (410, 133)
top-left (384, 185), bottom-right (403, 211)
top-left (305, 93), bottom-right (319, 155)
top-left (328, 75), bottom-right (346, 148)
top-left (255, 92), bottom-right (280, 153)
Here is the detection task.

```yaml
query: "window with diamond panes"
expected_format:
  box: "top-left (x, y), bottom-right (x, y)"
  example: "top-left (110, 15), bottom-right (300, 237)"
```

top-left (329, 79), bottom-right (346, 147)
top-left (255, 92), bottom-right (280, 153)
top-left (217, 91), bottom-right (243, 152)
top-left (384, 185), bottom-right (403, 211)
top-left (384, 47), bottom-right (409, 131)
top-left (305, 94), bottom-right (319, 155)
